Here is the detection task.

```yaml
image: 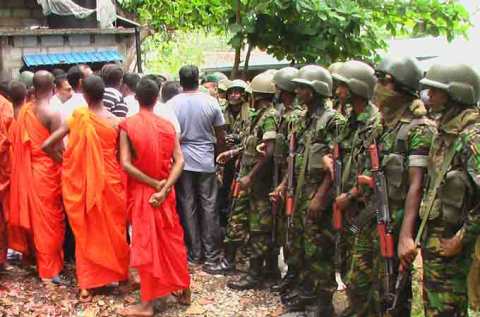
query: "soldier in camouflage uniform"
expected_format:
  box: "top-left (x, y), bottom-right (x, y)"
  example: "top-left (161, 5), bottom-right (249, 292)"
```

top-left (343, 56), bottom-right (436, 316)
top-left (215, 80), bottom-right (251, 231)
top-left (268, 66), bottom-right (305, 292)
top-left (218, 72), bottom-right (280, 289)
top-left (272, 65), bottom-right (345, 314)
top-left (414, 63), bottom-right (480, 316)
top-left (329, 61), bottom-right (382, 314)
top-left (202, 71), bottom-right (228, 98)
top-left (329, 62), bottom-right (349, 116)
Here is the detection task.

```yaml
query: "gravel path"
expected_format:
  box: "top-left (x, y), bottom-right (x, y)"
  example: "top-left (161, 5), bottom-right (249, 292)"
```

top-left (0, 261), bottom-right (285, 316)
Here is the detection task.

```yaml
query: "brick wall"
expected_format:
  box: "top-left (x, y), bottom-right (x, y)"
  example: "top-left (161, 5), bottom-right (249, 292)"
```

top-left (0, 0), bottom-right (46, 28)
top-left (0, 33), bottom-right (134, 79)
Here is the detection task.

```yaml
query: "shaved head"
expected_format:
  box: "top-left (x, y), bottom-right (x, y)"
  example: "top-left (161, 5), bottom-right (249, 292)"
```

top-left (33, 70), bottom-right (54, 96)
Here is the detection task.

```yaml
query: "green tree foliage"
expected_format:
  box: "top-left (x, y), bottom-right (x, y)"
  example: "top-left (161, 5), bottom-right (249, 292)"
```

top-left (118, 0), bottom-right (470, 69)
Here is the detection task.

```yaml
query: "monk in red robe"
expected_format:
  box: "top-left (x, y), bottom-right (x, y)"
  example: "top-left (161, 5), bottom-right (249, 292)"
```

top-left (117, 78), bottom-right (190, 316)
top-left (42, 75), bottom-right (129, 301)
top-left (4, 81), bottom-right (31, 260)
top-left (9, 72), bottom-right (65, 281)
top-left (0, 93), bottom-right (13, 266)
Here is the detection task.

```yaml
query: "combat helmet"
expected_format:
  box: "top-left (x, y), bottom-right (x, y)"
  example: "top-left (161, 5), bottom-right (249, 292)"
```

top-left (420, 63), bottom-right (480, 106)
top-left (203, 72), bottom-right (228, 83)
top-left (18, 71), bottom-right (34, 89)
top-left (249, 72), bottom-right (276, 95)
top-left (218, 79), bottom-right (232, 92)
top-left (291, 65), bottom-right (332, 97)
top-left (376, 55), bottom-right (422, 95)
top-left (227, 79), bottom-right (248, 91)
top-left (328, 62), bottom-right (344, 75)
top-left (273, 67), bottom-right (299, 93)
top-left (332, 60), bottom-right (376, 100)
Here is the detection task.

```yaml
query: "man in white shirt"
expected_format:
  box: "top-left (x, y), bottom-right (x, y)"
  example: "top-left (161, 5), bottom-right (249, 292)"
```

top-left (50, 74), bottom-right (73, 120)
top-left (122, 72), bottom-right (141, 117)
top-left (61, 64), bottom-right (93, 121)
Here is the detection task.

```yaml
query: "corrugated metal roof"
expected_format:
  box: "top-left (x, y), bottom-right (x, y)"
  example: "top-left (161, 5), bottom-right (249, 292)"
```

top-left (23, 50), bottom-right (123, 67)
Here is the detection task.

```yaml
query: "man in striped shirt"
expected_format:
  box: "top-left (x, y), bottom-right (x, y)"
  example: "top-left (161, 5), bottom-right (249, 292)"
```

top-left (102, 64), bottom-right (128, 118)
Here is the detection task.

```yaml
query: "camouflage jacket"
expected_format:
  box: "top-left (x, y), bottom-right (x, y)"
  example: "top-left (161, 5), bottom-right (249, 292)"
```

top-left (293, 100), bottom-right (345, 198)
top-left (240, 102), bottom-right (279, 173)
top-left (336, 102), bottom-right (382, 192)
top-left (421, 107), bottom-right (480, 244)
top-left (358, 100), bottom-right (436, 215)
top-left (223, 102), bottom-right (251, 145)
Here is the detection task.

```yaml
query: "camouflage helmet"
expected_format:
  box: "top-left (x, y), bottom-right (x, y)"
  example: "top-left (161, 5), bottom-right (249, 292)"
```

top-left (227, 79), bottom-right (248, 91)
top-left (291, 65), bottom-right (332, 97)
top-left (420, 63), bottom-right (480, 106)
top-left (249, 72), bottom-right (276, 94)
top-left (218, 79), bottom-right (231, 92)
top-left (203, 71), bottom-right (228, 83)
top-left (328, 62), bottom-right (344, 75)
top-left (376, 55), bottom-right (422, 94)
top-left (18, 71), bottom-right (34, 89)
top-left (273, 67), bottom-right (299, 92)
top-left (332, 60), bottom-right (376, 99)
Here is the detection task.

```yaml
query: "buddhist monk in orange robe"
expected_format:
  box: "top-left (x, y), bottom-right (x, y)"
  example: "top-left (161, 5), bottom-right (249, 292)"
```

top-left (3, 81), bottom-right (31, 259)
top-left (0, 93), bottom-right (13, 265)
top-left (9, 72), bottom-right (65, 280)
top-left (117, 78), bottom-right (190, 316)
top-left (42, 75), bottom-right (129, 301)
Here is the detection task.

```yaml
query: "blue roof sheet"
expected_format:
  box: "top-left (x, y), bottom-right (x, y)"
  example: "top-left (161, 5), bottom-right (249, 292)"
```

top-left (23, 50), bottom-right (123, 67)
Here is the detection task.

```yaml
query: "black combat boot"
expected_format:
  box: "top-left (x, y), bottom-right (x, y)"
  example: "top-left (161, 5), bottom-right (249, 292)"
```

top-left (227, 257), bottom-right (263, 290)
top-left (220, 243), bottom-right (238, 274)
top-left (271, 268), bottom-right (296, 293)
top-left (263, 248), bottom-right (281, 284)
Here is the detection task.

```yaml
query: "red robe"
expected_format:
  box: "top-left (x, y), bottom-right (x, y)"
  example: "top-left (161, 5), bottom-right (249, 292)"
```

top-left (0, 96), bottom-right (13, 264)
top-left (120, 110), bottom-right (190, 301)
top-left (9, 102), bottom-right (64, 277)
top-left (62, 108), bottom-right (129, 289)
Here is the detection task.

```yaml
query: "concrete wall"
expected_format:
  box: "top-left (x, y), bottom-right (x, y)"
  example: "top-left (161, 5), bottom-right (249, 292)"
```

top-left (0, 33), bottom-right (134, 79)
top-left (0, 0), bottom-right (46, 28)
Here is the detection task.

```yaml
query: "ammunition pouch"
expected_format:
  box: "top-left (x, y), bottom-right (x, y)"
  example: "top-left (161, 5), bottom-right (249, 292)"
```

top-left (308, 143), bottom-right (328, 179)
top-left (439, 169), bottom-right (470, 229)
top-left (383, 153), bottom-right (406, 203)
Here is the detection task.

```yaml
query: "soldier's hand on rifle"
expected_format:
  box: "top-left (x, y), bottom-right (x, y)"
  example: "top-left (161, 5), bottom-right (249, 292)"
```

top-left (398, 236), bottom-right (417, 271)
top-left (269, 184), bottom-right (286, 203)
top-left (335, 192), bottom-right (351, 211)
top-left (239, 175), bottom-right (252, 190)
top-left (439, 232), bottom-right (463, 257)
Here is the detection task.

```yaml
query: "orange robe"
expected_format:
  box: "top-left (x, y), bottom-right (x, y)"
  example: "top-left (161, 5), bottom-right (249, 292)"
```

top-left (9, 102), bottom-right (65, 277)
top-left (62, 108), bottom-right (129, 289)
top-left (0, 95), bottom-right (13, 264)
top-left (120, 110), bottom-right (190, 301)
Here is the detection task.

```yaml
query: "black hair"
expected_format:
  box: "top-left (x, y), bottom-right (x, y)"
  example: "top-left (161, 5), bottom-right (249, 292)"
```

top-left (136, 78), bottom-right (159, 107)
top-left (142, 74), bottom-right (164, 89)
top-left (103, 64), bottom-right (123, 87)
top-left (0, 81), bottom-right (10, 100)
top-left (179, 65), bottom-right (199, 90)
top-left (8, 80), bottom-right (27, 104)
top-left (67, 65), bottom-right (82, 91)
top-left (82, 75), bottom-right (105, 103)
top-left (161, 81), bottom-right (182, 103)
top-left (123, 72), bottom-right (141, 91)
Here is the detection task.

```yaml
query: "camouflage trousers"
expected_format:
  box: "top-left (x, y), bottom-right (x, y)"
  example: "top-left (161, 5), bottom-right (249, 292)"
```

top-left (343, 208), bottom-right (410, 317)
top-left (284, 196), bottom-right (305, 275)
top-left (422, 226), bottom-right (471, 317)
top-left (224, 188), bottom-right (274, 261)
top-left (295, 192), bottom-right (335, 304)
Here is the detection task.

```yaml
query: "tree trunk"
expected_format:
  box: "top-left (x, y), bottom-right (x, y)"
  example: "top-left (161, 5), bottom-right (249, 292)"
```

top-left (242, 42), bottom-right (253, 80)
top-left (230, 0), bottom-right (242, 79)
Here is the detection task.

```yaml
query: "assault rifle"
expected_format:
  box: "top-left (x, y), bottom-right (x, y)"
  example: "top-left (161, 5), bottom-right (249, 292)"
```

top-left (366, 143), bottom-right (395, 312)
top-left (332, 143), bottom-right (347, 292)
top-left (285, 132), bottom-right (296, 246)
